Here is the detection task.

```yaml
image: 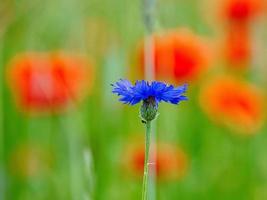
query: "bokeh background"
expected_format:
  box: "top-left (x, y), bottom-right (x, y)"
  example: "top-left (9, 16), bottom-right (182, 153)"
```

top-left (1, 0), bottom-right (267, 199)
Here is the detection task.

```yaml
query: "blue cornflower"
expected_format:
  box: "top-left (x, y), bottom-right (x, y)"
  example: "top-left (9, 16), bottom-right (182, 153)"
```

top-left (112, 79), bottom-right (188, 122)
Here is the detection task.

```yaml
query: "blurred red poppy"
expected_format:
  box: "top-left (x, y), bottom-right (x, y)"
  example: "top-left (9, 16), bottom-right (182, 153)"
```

top-left (199, 76), bottom-right (264, 134)
top-left (7, 52), bottom-right (94, 113)
top-left (124, 142), bottom-right (188, 180)
top-left (138, 29), bottom-right (210, 83)
top-left (223, 25), bottom-right (251, 68)
top-left (222, 0), bottom-right (263, 23)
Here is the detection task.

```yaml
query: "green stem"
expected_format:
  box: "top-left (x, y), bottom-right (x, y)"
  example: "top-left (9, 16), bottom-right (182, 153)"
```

top-left (142, 121), bottom-right (152, 200)
top-left (143, 0), bottom-right (156, 81)
top-left (142, 0), bottom-right (156, 198)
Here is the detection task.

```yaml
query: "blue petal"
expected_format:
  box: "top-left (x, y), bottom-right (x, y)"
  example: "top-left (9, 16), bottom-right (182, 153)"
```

top-left (152, 82), bottom-right (188, 105)
top-left (132, 80), bottom-right (150, 101)
top-left (112, 79), bottom-right (136, 104)
top-left (112, 79), bottom-right (188, 106)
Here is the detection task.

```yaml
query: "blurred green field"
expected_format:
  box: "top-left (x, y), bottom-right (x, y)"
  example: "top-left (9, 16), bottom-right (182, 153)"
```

top-left (1, 0), bottom-right (267, 199)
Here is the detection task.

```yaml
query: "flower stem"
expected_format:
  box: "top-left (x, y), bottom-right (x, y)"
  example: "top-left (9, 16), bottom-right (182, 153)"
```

top-left (142, 121), bottom-right (152, 200)
top-left (142, 0), bottom-right (156, 199)
top-left (143, 0), bottom-right (156, 81)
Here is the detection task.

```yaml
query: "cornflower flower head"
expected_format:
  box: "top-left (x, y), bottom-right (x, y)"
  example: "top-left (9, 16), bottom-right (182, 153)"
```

top-left (112, 79), bottom-right (187, 122)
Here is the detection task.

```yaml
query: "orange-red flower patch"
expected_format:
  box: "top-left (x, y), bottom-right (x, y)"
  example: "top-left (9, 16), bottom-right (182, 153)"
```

top-left (199, 76), bottom-right (264, 134)
top-left (7, 52), bottom-right (94, 113)
top-left (223, 25), bottom-right (251, 68)
top-left (222, 0), bottom-right (263, 23)
top-left (138, 29), bottom-right (210, 83)
top-left (124, 142), bottom-right (188, 180)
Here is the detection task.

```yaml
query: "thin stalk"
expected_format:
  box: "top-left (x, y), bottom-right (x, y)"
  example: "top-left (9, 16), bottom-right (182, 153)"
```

top-left (0, 34), bottom-right (5, 200)
top-left (143, 0), bottom-right (156, 199)
top-left (143, 0), bottom-right (156, 81)
top-left (142, 121), bottom-right (152, 200)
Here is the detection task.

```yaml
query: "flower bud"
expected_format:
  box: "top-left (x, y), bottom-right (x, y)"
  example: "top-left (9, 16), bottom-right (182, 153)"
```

top-left (140, 96), bottom-right (158, 122)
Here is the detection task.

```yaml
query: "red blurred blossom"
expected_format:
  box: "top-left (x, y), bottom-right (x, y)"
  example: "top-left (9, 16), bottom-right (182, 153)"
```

top-left (124, 142), bottom-right (188, 180)
top-left (199, 76), bottom-right (264, 134)
top-left (138, 29), bottom-right (210, 83)
top-left (222, 0), bottom-right (264, 23)
top-left (7, 52), bottom-right (94, 113)
top-left (223, 25), bottom-right (252, 68)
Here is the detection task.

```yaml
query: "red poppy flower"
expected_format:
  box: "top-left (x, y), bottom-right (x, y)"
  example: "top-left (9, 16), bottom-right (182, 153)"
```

top-left (124, 142), bottom-right (188, 180)
top-left (222, 0), bottom-right (263, 23)
top-left (7, 52), bottom-right (94, 113)
top-left (138, 29), bottom-right (210, 83)
top-left (223, 25), bottom-right (251, 68)
top-left (199, 76), bottom-right (264, 134)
